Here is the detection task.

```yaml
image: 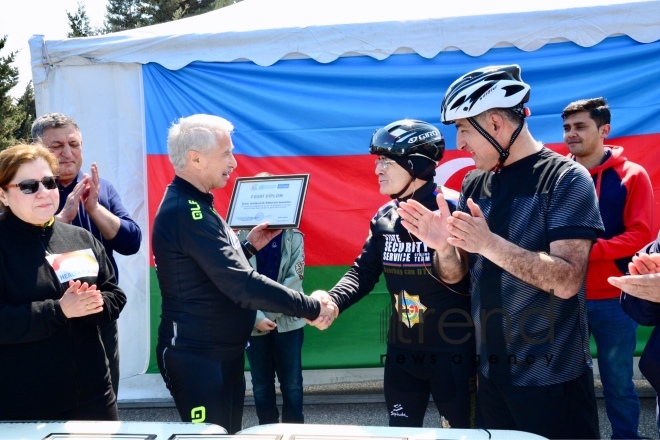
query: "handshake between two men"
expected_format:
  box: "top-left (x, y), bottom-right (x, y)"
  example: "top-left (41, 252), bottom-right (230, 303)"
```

top-left (244, 224), bottom-right (339, 330)
top-left (305, 290), bottom-right (339, 330)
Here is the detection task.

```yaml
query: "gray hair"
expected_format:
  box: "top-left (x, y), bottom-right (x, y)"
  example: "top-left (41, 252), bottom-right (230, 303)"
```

top-left (167, 114), bottom-right (234, 170)
top-left (31, 113), bottom-right (81, 142)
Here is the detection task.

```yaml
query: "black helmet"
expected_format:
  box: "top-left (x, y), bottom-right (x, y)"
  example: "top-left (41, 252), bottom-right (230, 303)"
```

top-left (369, 119), bottom-right (445, 163)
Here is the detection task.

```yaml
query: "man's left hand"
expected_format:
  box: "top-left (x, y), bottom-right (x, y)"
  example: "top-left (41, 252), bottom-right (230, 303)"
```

top-left (447, 198), bottom-right (496, 254)
top-left (246, 222), bottom-right (283, 250)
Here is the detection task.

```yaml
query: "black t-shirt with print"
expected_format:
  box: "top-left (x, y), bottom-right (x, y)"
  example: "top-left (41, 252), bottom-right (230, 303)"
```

top-left (330, 180), bottom-right (474, 354)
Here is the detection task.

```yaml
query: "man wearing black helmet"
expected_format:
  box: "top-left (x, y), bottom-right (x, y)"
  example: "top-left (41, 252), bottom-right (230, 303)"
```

top-left (397, 65), bottom-right (604, 439)
top-left (321, 119), bottom-right (476, 429)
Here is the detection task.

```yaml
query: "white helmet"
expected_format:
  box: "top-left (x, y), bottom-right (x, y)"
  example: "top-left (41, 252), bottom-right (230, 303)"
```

top-left (441, 64), bottom-right (530, 124)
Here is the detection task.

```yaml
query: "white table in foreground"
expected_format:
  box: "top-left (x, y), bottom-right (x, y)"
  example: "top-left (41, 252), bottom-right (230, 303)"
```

top-left (0, 420), bottom-right (226, 439)
top-left (238, 423), bottom-right (548, 439)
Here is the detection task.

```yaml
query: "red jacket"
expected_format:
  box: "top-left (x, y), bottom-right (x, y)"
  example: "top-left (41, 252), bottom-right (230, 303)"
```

top-left (570, 146), bottom-right (654, 300)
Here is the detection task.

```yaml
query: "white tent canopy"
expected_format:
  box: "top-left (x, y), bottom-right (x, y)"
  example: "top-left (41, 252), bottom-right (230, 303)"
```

top-left (31, 0), bottom-right (660, 79)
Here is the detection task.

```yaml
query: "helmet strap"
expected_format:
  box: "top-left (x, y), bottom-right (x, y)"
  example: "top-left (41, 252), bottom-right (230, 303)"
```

top-left (390, 175), bottom-right (417, 201)
top-left (467, 116), bottom-right (524, 173)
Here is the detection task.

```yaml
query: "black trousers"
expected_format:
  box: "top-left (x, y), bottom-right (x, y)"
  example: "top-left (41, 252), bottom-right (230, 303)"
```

top-left (156, 342), bottom-right (246, 434)
top-left (101, 320), bottom-right (120, 398)
top-left (383, 346), bottom-right (476, 428)
top-left (477, 369), bottom-right (600, 439)
top-left (53, 389), bottom-right (118, 421)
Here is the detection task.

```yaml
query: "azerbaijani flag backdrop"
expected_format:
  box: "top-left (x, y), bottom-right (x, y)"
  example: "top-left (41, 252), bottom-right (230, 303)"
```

top-left (143, 36), bottom-right (660, 373)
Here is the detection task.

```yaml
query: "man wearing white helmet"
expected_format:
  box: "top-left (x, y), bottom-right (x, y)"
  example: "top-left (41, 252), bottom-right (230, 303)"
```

top-left (397, 65), bottom-right (604, 439)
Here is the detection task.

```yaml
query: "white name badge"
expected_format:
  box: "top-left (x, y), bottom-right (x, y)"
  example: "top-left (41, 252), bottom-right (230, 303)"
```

top-left (46, 248), bottom-right (99, 283)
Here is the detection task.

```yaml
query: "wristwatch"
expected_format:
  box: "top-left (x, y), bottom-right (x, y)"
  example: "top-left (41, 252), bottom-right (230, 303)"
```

top-left (241, 240), bottom-right (258, 257)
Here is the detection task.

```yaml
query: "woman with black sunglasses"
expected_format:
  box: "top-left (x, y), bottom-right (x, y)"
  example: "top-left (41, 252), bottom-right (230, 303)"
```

top-left (0, 143), bottom-right (126, 421)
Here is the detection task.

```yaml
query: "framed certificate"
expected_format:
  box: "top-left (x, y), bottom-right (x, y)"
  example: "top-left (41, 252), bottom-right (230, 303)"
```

top-left (227, 174), bottom-right (310, 229)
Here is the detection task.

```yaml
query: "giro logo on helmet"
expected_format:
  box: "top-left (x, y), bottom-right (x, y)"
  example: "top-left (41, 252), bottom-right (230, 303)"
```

top-left (408, 131), bottom-right (439, 143)
top-left (369, 119), bottom-right (445, 163)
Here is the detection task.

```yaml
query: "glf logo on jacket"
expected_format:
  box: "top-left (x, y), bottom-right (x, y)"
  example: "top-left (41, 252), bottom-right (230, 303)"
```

top-left (46, 249), bottom-right (99, 283)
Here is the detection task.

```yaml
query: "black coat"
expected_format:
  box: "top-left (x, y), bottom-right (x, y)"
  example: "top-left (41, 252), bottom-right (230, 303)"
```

top-left (0, 211), bottom-right (126, 419)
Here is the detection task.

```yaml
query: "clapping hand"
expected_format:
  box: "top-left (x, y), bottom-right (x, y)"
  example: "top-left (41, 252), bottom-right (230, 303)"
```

top-left (608, 252), bottom-right (660, 303)
top-left (59, 280), bottom-right (104, 318)
top-left (56, 177), bottom-right (88, 223)
top-left (397, 193), bottom-right (453, 251)
top-left (82, 163), bottom-right (101, 214)
top-left (55, 163), bottom-right (102, 223)
top-left (445, 198), bottom-right (495, 254)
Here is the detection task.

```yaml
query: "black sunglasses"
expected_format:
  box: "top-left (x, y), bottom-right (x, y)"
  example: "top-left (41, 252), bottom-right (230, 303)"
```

top-left (10, 176), bottom-right (60, 194)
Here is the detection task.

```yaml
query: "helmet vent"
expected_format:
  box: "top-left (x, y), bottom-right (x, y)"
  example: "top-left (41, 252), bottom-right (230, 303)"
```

top-left (503, 84), bottom-right (526, 97)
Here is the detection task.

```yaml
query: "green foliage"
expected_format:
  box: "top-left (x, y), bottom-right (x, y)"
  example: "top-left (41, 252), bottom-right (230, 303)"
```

top-left (140, 0), bottom-right (217, 25)
top-left (0, 36), bottom-right (18, 96)
top-left (104, 0), bottom-right (143, 33)
top-left (101, 0), bottom-right (243, 33)
top-left (67, 2), bottom-right (99, 37)
top-left (214, 0), bottom-right (243, 8)
top-left (0, 35), bottom-right (24, 151)
top-left (13, 82), bottom-right (36, 143)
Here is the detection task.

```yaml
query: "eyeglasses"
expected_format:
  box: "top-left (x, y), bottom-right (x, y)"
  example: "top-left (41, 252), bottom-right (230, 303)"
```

top-left (8, 176), bottom-right (59, 194)
top-left (374, 158), bottom-right (395, 170)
